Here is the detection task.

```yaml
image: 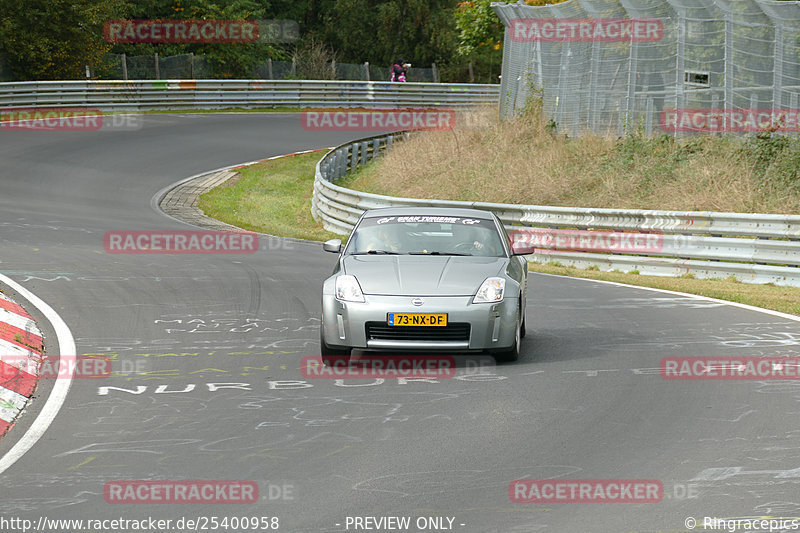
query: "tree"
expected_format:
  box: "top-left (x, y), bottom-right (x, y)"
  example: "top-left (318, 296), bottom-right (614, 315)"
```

top-left (109, 0), bottom-right (283, 79)
top-left (0, 0), bottom-right (126, 80)
top-left (455, 0), bottom-right (503, 57)
top-left (321, 0), bottom-right (458, 68)
top-left (454, 0), bottom-right (569, 56)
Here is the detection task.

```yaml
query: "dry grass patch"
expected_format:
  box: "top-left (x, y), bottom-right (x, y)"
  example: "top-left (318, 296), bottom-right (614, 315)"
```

top-left (343, 105), bottom-right (800, 214)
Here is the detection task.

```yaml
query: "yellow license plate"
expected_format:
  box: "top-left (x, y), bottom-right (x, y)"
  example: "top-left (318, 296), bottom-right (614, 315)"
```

top-left (387, 313), bottom-right (447, 327)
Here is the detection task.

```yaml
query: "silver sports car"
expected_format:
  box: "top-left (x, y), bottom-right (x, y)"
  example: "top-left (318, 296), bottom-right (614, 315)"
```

top-left (320, 207), bottom-right (529, 362)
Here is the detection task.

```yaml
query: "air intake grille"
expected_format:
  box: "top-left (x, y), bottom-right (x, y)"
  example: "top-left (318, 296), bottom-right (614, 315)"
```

top-left (366, 322), bottom-right (470, 342)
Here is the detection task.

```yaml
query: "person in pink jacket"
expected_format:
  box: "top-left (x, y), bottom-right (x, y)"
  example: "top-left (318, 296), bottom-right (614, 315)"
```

top-left (391, 58), bottom-right (409, 82)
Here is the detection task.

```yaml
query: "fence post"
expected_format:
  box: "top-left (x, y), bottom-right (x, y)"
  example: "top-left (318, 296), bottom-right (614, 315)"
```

top-left (624, 41), bottom-right (638, 135)
top-left (645, 97), bottom-right (654, 137)
top-left (711, 93), bottom-right (720, 134)
top-left (268, 58), bottom-right (273, 79)
top-left (364, 62), bottom-right (370, 82)
top-left (155, 53), bottom-right (160, 80)
top-left (121, 53), bottom-right (128, 81)
top-left (773, 23), bottom-right (784, 109)
top-left (468, 62), bottom-right (474, 83)
top-left (432, 62), bottom-right (439, 83)
top-left (723, 10), bottom-right (733, 130)
top-left (556, 44), bottom-right (571, 133)
top-left (291, 57), bottom-right (296, 77)
top-left (588, 42), bottom-right (600, 131)
top-left (675, 12), bottom-right (686, 138)
top-left (331, 59), bottom-right (336, 80)
top-left (190, 53), bottom-right (195, 79)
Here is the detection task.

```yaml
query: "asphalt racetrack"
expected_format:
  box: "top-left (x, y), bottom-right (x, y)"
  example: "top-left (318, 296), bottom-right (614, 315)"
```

top-left (2, 113), bottom-right (800, 532)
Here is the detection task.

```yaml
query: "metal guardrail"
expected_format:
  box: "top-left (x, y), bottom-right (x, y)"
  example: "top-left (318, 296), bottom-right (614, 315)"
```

top-left (0, 80), bottom-right (500, 111)
top-left (312, 132), bottom-right (800, 287)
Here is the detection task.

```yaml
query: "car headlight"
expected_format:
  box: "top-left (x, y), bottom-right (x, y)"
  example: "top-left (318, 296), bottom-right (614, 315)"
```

top-left (335, 275), bottom-right (365, 303)
top-left (473, 277), bottom-right (505, 303)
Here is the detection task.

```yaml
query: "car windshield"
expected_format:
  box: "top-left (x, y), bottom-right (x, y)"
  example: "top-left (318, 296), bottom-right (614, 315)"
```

top-left (347, 215), bottom-right (505, 257)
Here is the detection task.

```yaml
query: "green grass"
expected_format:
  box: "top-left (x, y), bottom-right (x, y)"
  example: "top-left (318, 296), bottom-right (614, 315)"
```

top-left (198, 151), bottom-right (341, 242)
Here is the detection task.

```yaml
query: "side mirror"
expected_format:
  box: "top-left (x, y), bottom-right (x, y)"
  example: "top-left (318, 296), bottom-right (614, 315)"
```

top-left (323, 239), bottom-right (342, 253)
top-left (511, 246), bottom-right (534, 256)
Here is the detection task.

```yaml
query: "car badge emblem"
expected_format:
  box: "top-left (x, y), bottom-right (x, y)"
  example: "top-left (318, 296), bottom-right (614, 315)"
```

top-left (412, 297), bottom-right (424, 306)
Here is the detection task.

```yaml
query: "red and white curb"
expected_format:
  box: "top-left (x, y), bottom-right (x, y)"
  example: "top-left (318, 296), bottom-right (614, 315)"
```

top-left (0, 291), bottom-right (44, 437)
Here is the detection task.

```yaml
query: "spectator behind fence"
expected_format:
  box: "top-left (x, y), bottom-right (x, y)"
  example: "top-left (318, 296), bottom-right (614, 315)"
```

top-left (391, 58), bottom-right (409, 82)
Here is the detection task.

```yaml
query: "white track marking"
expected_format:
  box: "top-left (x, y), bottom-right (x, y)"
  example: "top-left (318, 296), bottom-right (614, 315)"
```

top-left (534, 272), bottom-right (800, 323)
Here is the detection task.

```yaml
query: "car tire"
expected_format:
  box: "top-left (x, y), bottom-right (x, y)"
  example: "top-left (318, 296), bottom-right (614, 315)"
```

top-left (520, 309), bottom-right (527, 339)
top-left (493, 312), bottom-right (521, 363)
top-left (320, 330), bottom-right (351, 365)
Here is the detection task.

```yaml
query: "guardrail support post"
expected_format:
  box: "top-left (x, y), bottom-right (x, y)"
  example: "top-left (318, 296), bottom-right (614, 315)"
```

top-left (372, 139), bottom-right (380, 160)
top-left (337, 149), bottom-right (347, 179)
top-left (331, 153), bottom-right (339, 180)
top-left (350, 143), bottom-right (359, 173)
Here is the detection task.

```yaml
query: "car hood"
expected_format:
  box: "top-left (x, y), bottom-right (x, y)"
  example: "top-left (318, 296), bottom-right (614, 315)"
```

top-left (342, 255), bottom-right (507, 296)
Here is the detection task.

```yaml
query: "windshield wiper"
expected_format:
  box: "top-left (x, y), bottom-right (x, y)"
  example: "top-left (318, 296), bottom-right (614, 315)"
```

top-left (408, 251), bottom-right (471, 256)
top-left (351, 250), bottom-right (401, 255)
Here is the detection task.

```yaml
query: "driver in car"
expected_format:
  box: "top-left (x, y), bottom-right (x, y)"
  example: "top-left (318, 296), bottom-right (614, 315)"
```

top-left (363, 226), bottom-right (403, 253)
top-left (452, 223), bottom-right (495, 256)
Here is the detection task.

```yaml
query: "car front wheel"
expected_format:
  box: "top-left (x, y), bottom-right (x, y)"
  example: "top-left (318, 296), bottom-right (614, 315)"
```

top-left (320, 329), bottom-right (351, 365)
top-left (492, 311), bottom-right (521, 363)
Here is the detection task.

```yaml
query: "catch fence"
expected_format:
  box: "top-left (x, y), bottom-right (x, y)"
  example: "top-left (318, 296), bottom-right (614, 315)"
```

top-left (492, 0), bottom-right (800, 136)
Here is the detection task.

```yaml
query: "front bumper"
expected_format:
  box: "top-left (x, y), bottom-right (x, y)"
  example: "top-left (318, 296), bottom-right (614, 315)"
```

top-left (321, 293), bottom-right (519, 352)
